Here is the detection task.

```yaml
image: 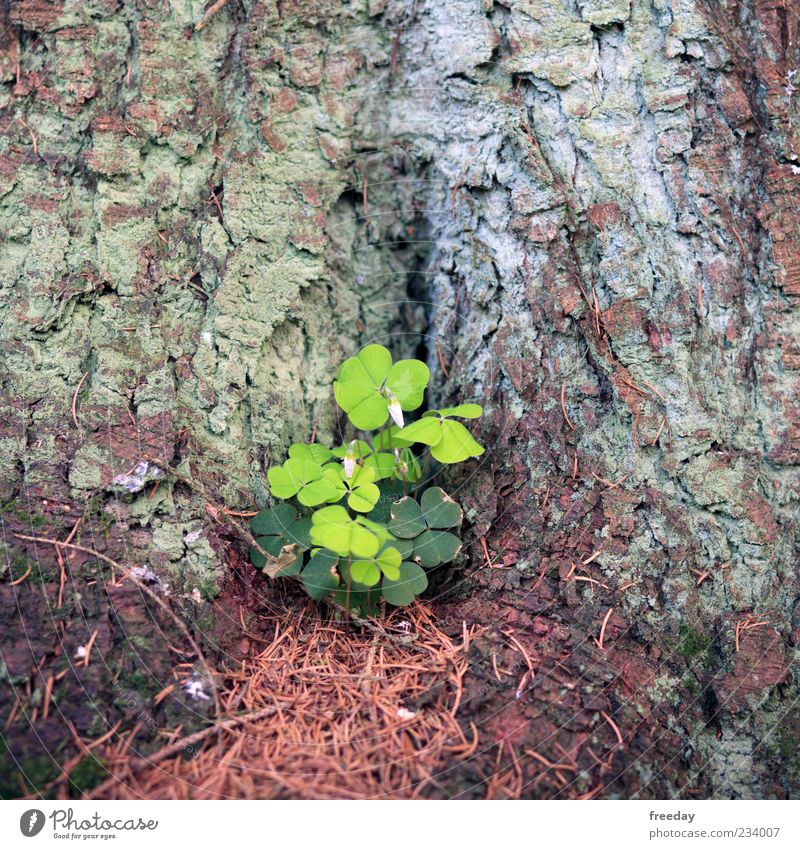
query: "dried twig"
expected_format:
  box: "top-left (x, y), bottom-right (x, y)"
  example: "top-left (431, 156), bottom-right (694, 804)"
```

top-left (195, 0), bottom-right (231, 31)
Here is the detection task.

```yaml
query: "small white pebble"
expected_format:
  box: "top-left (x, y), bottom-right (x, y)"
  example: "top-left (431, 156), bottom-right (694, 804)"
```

top-left (74, 646), bottom-right (87, 661)
top-left (397, 707), bottom-right (417, 720)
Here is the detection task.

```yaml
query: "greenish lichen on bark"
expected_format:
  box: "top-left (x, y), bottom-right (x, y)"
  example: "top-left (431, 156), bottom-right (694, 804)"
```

top-left (1, 0), bottom-right (414, 592)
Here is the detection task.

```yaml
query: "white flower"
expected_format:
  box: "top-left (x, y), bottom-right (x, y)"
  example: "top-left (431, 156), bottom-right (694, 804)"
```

top-left (74, 646), bottom-right (87, 660)
top-left (387, 394), bottom-right (404, 428)
top-left (343, 440), bottom-right (358, 479)
top-left (397, 707), bottom-right (417, 720)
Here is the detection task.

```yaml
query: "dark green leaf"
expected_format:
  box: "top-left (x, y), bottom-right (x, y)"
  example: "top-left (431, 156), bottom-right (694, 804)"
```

top-left (413, 529), bottom-right (462, 568)
top-left (420, 486), bottom-right (462, 529)
top-left (302, 550), bottom-right (340, 600)
top-left (251, 504), bottom-right (297, 537)
top-left (389, 497), bottom-right (426, 538)
top-left (382, 562), bottom-right (428, 606)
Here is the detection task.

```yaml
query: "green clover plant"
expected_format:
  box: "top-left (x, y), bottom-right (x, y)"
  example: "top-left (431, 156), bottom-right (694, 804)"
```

top-left (249, 344), bottom-right (485, 616)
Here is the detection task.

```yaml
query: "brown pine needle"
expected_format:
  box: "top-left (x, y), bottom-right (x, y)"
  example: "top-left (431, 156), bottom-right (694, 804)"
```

top-left (595, 607), bottom-right (614, 651)
top-left (82, 628), bottom-right (99, 668)
top-left (651, 415), bottom-right (667, 446)
top-left (9, 564), bottom-right (32, 586)
top-left (561, 380), bottom-right (575, 430)
top-left (600, 710), bottom-right (623, 748)
top-left (641, 379), bottom-right (666, 402)
top-left (502, 630), bottom-right (535, 678)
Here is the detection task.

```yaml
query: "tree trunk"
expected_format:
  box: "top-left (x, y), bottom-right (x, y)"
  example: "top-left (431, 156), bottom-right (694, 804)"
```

top-left (2, 0), bottom-right (798, 799)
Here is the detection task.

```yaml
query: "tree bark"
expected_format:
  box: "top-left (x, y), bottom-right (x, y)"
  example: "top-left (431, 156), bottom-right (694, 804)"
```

top-left (2, 0), bottom-right (799, 799)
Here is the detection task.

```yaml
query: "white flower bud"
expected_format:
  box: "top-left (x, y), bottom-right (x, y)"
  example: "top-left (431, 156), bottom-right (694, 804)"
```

top-left (343, 440), bottom-right (357, 478)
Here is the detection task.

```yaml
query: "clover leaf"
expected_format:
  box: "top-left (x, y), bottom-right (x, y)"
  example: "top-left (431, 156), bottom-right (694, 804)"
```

top-left (288, 442), bottom-right (334, 464)
top-left (322, 464), bottom-right (381, 513)
top-left (372, 426), bottom-right (414, 450)
top-left (267, 456), bottom-right (342, 506)
top-left (350, 544), bottom-right (402, 586)
top-left (396, 405), bottom-right (484, 464)
top-left (381, 562), bottom-right (428, 606)
top-left (389, 487), bottom-right (463, 568)
top-left (249, 504), bottom-right (312, 576)
top-left (255, 350), bottom-right (483, 616)
top-left (310, 505), bottom-right (383, 558)
top-left (301, 549), bottom-right (341, 600)
top-left (334, 344), bottom-right (430, 430)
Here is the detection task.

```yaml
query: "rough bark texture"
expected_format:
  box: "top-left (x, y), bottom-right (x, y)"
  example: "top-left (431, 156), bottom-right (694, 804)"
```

top-left (2, 0), bottom-right (799, 799)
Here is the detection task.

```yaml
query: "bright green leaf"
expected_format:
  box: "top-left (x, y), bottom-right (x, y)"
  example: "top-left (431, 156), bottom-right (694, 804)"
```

top-left (334, 345), bottom-right (431, 430)
top-left (355, 344), bottom-right (393, 384)
top-left (288, 443), bottom-right (334, 464)
top-left (433, 403), bottom-right (483, 419)
top-left (297, 474), bottom-right (342, 507)
top-left (386, 359), bottom-right (430, 409)
top-left (376, 545), bottom-right (402, 581)
top-left (311, 506), bottom-right (381, 558)
top-left (266, 464), bottom-right (303, 499)
top-left (395, 417), bottom-right (442, 447)
top-left (350, 559), bottom-right (381, 586)
top-left (430, 419), bottom-right (484, 464)
top-left (364, 452), bottom-right (395, 481)
top-left (347, 482), bottom-right (380, 513)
